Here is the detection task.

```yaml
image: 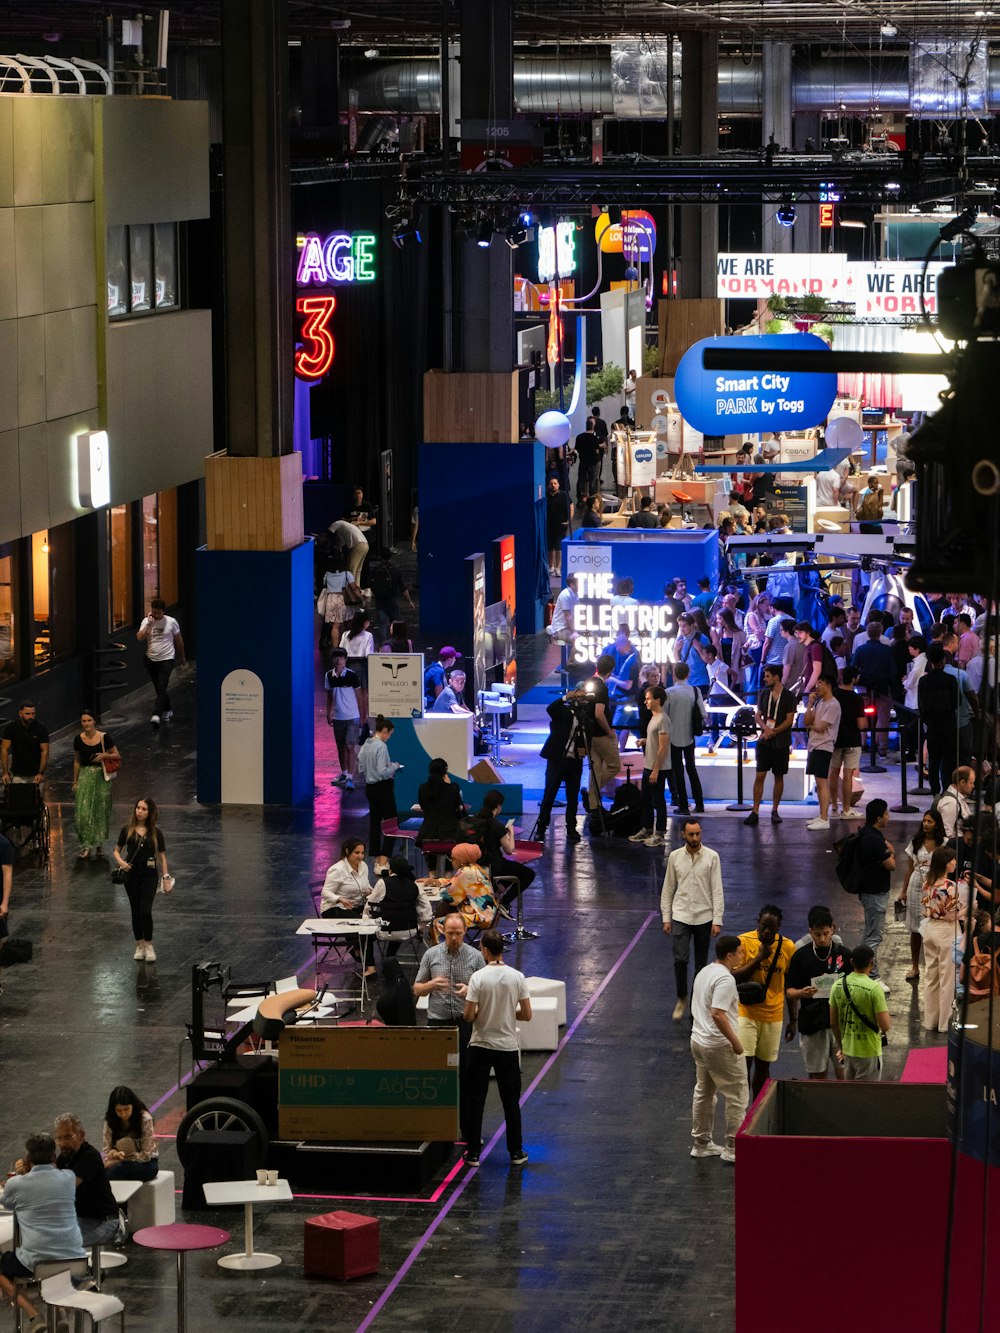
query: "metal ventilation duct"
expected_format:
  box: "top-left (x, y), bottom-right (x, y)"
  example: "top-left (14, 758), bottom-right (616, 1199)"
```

top-left (347, 52), bottom-right (1000, 116)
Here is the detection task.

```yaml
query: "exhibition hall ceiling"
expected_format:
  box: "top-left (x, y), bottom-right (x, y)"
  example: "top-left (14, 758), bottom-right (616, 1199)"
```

top-left (0, 0), bottom-right (993, 46)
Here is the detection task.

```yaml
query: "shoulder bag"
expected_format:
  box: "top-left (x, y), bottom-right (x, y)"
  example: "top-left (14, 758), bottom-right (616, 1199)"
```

top-left (100, 733), bottom-right (121, 783)
top-left (737, 936), bottom-right (784, 1006)
top-left (111, 833), bottom-right (141, 885)
top-left (840, 971), bottom-right (888, 1047)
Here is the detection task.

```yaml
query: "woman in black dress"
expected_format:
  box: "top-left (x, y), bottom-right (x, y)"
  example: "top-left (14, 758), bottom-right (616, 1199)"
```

top-left (113, 797), bottom-right (171, 963)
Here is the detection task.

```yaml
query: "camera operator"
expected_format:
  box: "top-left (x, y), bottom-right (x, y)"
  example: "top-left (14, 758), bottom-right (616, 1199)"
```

top-left (534, 694), bottom-right (586, 845)
top-left (585, 654), bottom-right (622, 810)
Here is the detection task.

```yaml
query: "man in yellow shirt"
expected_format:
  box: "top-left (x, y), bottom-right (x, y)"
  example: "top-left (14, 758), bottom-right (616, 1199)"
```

top-left (733, 905), bottom-right (796, 1097)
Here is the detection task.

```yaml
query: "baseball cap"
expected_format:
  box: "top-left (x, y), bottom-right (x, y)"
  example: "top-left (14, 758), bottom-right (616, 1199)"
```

top-left (440, 646), bottom-right (461, 659)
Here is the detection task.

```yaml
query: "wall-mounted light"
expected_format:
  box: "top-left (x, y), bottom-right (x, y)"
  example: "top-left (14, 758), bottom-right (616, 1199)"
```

top-left (77, 431), bottom-right (111, 509)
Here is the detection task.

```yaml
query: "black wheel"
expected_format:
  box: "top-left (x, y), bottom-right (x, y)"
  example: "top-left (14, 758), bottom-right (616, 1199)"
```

top-left (175, 1096), bottom-right (269, 1167)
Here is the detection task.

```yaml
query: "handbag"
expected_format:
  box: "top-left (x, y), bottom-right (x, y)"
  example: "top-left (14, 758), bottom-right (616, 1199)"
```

top-left (100, 733), bottom-right (120, 783)
top-left (737, 936), bottom-right (784, 1007)
top-left (344, 579), bottom-right (363, 605)
top-left (316, 587), bottom-right (329, 616)
top-left (111, 833), bottom-right (142, 885)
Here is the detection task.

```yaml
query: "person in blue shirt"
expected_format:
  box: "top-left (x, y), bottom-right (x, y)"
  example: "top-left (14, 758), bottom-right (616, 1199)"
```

top-left (424, 647), bottom-right (460, 708)
top-left (357, 716), bottom-right (403, 870)
top-left (603, 626), bottom-right (641, 748)
top-left (693, 578), bottom-right (715, 616)
top-left (675, 614), bottom-right (711, 694)
top-left (0, 1132), bottom-right (84, 1331)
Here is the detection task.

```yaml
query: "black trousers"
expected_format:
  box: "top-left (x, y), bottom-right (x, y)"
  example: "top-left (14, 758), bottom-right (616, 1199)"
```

top-left (429, 1016), bottom-right (474, 1142)
top-left (670, 743), bottom-right (704, 811)
top-left (466, 1045), bottom-right (523, 1156)
top-left (925, 725), bottom-right (957, 795)
top-left (144, 657), bottom-right (175, 714)
top-left (492, 857), bottom-right (536, 905)
top-left (672, 919), bottom-right (713, 998)
top-left (641, 769), bottom-right (668, 832)
top-left (366, 779), bottom-right (396, 859)
top-left (126, 875), bottom-right (158, 941)
top-left (536, 754), bottom-right (583, 834)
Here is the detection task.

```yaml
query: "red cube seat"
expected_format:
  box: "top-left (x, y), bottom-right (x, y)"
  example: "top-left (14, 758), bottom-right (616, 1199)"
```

top-left (304, 1210), bottom-right (380, 1280)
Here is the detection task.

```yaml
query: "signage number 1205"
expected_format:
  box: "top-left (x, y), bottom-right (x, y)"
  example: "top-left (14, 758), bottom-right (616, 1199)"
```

top-left (295, 294), bottom-right (336, 381)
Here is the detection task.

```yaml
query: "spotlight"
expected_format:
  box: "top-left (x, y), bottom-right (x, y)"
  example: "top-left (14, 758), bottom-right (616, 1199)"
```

top-left (518, 209), bottom-right (534, 227)
top-left (505, 223), bottom-right (527, 250)
top-left (476, 218), bottom-right (494, 249)
top-left (880, 21), bottom-right (898, 36)
top-left (776, 201), bottom-right (797, 227)
top-left (392, 218), bottom-right (421, 249)
top-left (363, 47), bottom-right (379, 59)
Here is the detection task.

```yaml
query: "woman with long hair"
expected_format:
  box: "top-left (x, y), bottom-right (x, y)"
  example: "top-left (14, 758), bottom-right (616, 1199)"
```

top-left (921, 844), bottom-right (967, 1032)
top-left (320, 837), bottom-right (376, 976)
top-left (357, 716), bottom-right (401, 868)
top-left (341, 608), bottom-right (375, 725)
top-left (113, 798), bottom-right (171, 962)
top-left (415, 758), bottom-right (466, 868)
top-left (102, 1085), bottom-right (158, 1181)
top-left (379, 620), bottom-right (414, 653)
top-left (71, 710), bottom-right (120, 859)
top-left (743, 592), bottom-right (772, 695)
top-left (366, 855), bottom-right (434, 953)
top-left (898, 808), bottom-right (946, 982)
top-left (319, 547), bottom-right (361, 649)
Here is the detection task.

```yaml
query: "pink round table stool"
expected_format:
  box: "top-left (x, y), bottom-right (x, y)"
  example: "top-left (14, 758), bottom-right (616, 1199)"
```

top-left (133, 1223), bottom-right (230, 1332)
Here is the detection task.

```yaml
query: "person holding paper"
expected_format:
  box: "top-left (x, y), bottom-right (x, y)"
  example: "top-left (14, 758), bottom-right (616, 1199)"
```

top-left (784, 906), bottom-right (853, 1080)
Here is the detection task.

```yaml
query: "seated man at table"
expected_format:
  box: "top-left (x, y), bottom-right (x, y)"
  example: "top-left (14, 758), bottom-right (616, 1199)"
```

top-left (53, 1113), bottom-right (121, 1250)
top-left (1, 1132), bottom-right (85, 1331)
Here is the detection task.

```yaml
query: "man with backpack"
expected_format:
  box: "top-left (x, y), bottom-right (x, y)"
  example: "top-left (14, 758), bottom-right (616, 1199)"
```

top-left (936, 766), bottom-right (975, 840)
top-left (847, 799), bottom-right (896, 987)
top-left (370, 549), bottom-right (413, 641)
top-left (829, 945), bottom-right (891, 1080)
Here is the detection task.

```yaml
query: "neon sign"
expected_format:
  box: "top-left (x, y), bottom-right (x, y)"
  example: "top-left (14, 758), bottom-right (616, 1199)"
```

top-left (296, 232), bottom-right (376, 286)
top-left (295, 295), bottom-right (336, 380)
top-left (538, 222), bottom-right (576, 283)
top-left (570, 572), bottom-right (677, 666)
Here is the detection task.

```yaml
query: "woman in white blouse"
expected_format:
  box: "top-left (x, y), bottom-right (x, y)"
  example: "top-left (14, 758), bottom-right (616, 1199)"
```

top-left (320, 838), bottom-right (375, 976)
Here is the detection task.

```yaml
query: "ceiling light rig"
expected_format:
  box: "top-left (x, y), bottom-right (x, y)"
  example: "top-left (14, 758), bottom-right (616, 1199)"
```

top-left (776, 200), bottom-right (797, 227)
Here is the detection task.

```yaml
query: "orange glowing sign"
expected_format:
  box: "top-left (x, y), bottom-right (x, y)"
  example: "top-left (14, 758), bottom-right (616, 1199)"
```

top-left (819, 203), bottom-right (835, 230)
top-left (295, 295), bottom-right (336, 380)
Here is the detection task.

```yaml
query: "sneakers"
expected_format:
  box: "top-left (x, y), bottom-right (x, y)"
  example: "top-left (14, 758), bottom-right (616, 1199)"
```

top-left (510, 1150), bottom-right (529, 1166)
top-left (133, 943), bottom-right (146, 960)
top-left (629, 828), bottom-right (654, 843)
top-left (343, 777), bottom-right (355, 791)
top-left (144, 943), bottom-right (157, 962)
top-left (331, 774), bottom-right (348, 787)
top-left (464, 1151), bottom-right (480, 1167)
top-left (743, 811), bottom-right (759, 827)
top-left (150, 714), bottom-right (160, 725)
top-left (672, 998), bottom-right (688, 1021)
top-left (566, 828), bottom-right (581, 843)
top-left (720, 1147), bottom-right (736, 1164)
top-left (163, 710), bottom-right (174, 721)
top-left (841, 807), bottom-right (861, 820)
top-left (874, 977), bottom-right (890, 995)
top-left (770, 811), bottom-right (782, 824)
top-left (806, 818), bottom-right (831, 830)
top-left (690, 1142), bottom-right (723, 1158)
top-left (643, 833), bottom-right (665, 848)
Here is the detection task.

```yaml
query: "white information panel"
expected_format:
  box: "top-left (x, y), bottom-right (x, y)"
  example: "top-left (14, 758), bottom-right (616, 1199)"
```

top-left (220, 669), bottom-right (264, 804)
top-left (368, 653), bottom-right (425, 719)
top-left (566, 545), bottom-right (612, 578)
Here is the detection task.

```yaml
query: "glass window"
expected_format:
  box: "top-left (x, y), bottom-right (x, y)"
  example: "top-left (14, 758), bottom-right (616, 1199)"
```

top-left (31, 531), bottom-right (51, 671)
top-left (142, 495), bottom-right (159, 605)
top-left (107, 225), bottom-right (128, 318)
top-left (108, 504), bottom-right (133, 631)
top-left (129, 225), bottom-right (153, 313)
top-left (154, 222), bottom-right (178, 310)
top-left (0, 544), bottom-right (16, 687)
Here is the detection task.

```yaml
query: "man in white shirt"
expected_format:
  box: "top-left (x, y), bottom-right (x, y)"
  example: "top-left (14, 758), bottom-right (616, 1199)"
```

top-left (136, 599), bottom-right (186, 726)
top-left (548, 581), bottom-right (579, 646)
top-left (689, 935), bottom-right (748, 1163)
top-left (804, 673), bottom-right (842, 830)
top-left (814, 466), bottom-right (842, 509)
top-left (937, 766), bottom-right (975, 840)
top-left (328, 517), bottom-right (370, 586)
top-left (629, 685), bottom-right (671, 848)
top-left (463, 931), bottom-right (532, 1167)
top-left (661, 819), bottom-right (725, 1021)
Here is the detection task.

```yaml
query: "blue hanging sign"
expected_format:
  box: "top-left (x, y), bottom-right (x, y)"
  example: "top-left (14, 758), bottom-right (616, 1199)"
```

top-left (673, 333), bottom-right (837, 436)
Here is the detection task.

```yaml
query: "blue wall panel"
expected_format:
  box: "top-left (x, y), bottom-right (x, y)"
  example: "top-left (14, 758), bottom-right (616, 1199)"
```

top-left (418, 441), bottom-right (546, 640)
top-left (561, 529), bottom-right (719, 601)
top-left (196, 542), bottom-right (315, 805)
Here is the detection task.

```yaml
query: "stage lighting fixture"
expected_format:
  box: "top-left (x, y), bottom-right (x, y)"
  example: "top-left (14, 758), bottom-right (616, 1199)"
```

top-left (776, 201), bottom-right (797, 227)
top-left (505, 223), bottom-right (527, 249)
top-left (392, 217), bottom-right (421, 249)
top-left (476, 218), bottom-right (494, 248)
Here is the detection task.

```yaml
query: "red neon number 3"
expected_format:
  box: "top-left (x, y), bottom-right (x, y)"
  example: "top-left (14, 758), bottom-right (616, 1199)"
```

top-left (295, 295), bottom-right (336, 380)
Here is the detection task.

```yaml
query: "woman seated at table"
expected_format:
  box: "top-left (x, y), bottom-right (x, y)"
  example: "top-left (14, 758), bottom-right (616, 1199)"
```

top-left (320, 837), bottom-right (376, 976)
top-left (415, 758), bottom-right (466, 868)
top-left (366, 856), bottom-right (434, 952)
top-left (466, 790), bottom-right (535, 907)
top-left (102, 1085), bottom-right (159, 1181)
top-left (432, 843), bottom-right (498, 939)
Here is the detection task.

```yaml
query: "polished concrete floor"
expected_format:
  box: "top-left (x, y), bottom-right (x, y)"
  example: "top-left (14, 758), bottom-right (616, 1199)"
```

top-left (0, 633), bottom-right (943, 1332)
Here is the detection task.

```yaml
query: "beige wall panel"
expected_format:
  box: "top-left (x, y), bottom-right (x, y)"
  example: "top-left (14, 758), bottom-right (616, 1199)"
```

top-left (43, 306), bottom-right (98, 421)
top-left (0, 211), bottom-right (15, 320)
top-left (105, 310), bottom-right (214, 503)
top-left (0, 320), bottom-right (16, 431)
top-left (13, 207), bottom-right (44, 317)
top-left (17, 315), bottom-right (45, 427)
top-left (0, 101), bottom-right (13, 207)
top-left (100, 100), bottom-right (210, 225)
top-left (46, 409), bottom-right (101, 530)
top-left (0, 429), bottom-right (19, 540)
top-left (11, 101), bottom-right (42, 207)
top-left (16, 423), bottom-right (49, 534)
top-left (42, 99), bottom-right (94, 203)
top-left (43, 203), bottom-right (96, 313)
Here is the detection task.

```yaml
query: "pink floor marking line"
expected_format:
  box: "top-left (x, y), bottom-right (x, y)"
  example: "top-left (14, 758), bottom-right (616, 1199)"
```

top-left (354, 910), bottom-right (658, 1333)
top-left (291, 1159), bottom-right (466, 1209)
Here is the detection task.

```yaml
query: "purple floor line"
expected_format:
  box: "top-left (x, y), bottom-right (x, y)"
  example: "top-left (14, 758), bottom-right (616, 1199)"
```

top-left (354, 910), bottom-right (658, 1333)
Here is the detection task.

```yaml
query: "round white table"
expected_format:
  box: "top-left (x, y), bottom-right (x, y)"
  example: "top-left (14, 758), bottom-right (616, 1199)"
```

top-left (202, 1179), bottom-right (293, 1270)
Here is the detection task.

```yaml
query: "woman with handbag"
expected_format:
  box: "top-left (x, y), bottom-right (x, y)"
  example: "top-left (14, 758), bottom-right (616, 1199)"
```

top-left (71, 711), bottom-right (120, 860)
top-left (319, 549), bottom-right (363, 650)
top-left (113, 797), bottom-right (171, 963)
top-left (920, 845), bottom-right (967, 1032)
top-left (898, 809), bottom-right (946, 983)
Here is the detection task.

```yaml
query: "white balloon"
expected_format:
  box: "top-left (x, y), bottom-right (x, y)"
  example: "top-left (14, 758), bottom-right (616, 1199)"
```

top-left (825, 416), bottom-right (864, 451)
top-left (534, 410), bottom-right (572, 448)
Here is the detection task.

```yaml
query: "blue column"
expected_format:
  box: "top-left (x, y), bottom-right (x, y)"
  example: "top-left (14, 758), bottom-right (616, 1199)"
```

top-left (196, 541), bottom-right (315, 804)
